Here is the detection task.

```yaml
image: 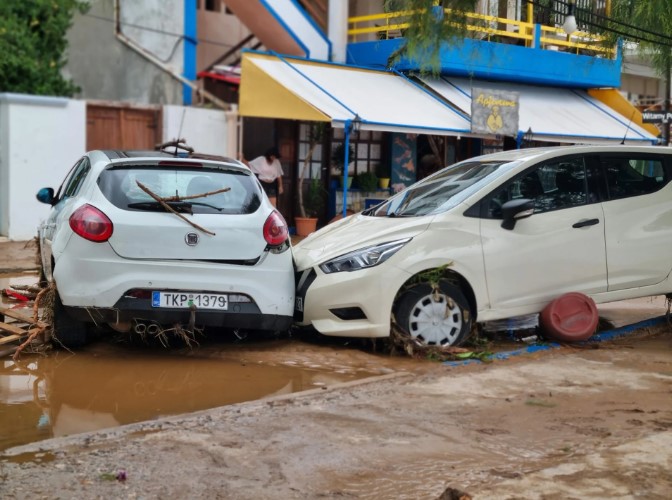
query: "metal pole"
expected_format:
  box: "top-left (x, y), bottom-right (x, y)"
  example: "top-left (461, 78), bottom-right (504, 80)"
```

top-left (665, 57), bottom-right (671, 146)
top-left (342, 120), bottom-right (351, 219)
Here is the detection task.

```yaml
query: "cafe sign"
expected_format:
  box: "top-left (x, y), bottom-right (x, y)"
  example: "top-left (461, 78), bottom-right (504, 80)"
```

top-left (471, 88), bottom-right (520, 136)
top-left (642, 111), bottom-right (672, 124)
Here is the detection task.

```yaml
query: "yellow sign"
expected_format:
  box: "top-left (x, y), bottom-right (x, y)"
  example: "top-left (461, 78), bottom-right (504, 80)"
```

top-left (471, 88), bottom-right (520, 136)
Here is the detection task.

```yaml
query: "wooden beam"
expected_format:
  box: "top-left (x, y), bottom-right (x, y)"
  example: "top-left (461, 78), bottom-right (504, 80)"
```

top-left (0, 322), bottom-right (25, 336)
top-left (0, 307), bottom-right (47, 329)
top-left (0, 334), bottom-right (23, 345)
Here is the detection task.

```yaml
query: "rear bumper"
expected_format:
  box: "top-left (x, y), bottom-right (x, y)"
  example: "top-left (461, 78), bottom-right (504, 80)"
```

top-left (65, 303), bottom-right (293, 331)
top-left (53, 238), bottom-right (295, 317)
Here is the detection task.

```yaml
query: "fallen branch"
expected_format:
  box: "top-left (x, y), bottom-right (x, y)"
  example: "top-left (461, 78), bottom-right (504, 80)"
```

top-left (136, 181), bottom-right (215, 236)
top-left (389, 321), bottom-right (481, 361)
top-left (162, 187), bottom-right (230, 202)
top-left (12, 327), bottom-right (46, 361)
top-left (33, 287), bottom-right (50, 324)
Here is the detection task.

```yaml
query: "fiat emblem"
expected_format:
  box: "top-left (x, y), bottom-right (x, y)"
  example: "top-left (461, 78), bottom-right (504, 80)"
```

top-left (185, 232), bottom-right (199, 246)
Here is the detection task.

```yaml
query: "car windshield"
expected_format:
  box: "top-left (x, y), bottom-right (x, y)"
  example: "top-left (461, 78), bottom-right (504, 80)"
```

top-left (367, 159), bottom-right (519, 217)
top-left (98, 165), bottom-right (262, 215)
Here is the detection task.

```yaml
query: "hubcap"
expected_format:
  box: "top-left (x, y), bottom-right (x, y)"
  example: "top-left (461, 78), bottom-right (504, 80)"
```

top-left (408, 292), bottom-right (463, 346)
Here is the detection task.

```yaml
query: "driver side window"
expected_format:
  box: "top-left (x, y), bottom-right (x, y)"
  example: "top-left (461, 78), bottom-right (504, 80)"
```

top-left (485, 157), bottom-right (594, 219)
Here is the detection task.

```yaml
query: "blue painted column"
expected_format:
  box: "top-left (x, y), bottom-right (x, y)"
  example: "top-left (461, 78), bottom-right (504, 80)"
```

top-left (183, 0), bottom-right (198, 105)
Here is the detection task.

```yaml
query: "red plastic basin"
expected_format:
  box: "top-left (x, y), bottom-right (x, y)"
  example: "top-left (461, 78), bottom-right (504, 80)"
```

top-left (540, 292), bottom-right (599, 342)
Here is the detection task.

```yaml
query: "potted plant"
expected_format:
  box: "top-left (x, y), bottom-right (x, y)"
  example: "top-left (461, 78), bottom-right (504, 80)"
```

top-left (296, 124), bottom-right (325, 236)
top-left (356, 171), bottom-right (378, 193)
top-left (331, 142), bottom-right (355, 188)
top-left (375, 162), bottom-right (391, 189)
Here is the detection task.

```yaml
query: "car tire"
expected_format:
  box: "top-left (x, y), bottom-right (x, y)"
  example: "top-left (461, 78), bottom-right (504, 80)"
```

top-left (394, 280), bottom-right (472, 347)
top-left (52, 294), bottom-right (90, 349)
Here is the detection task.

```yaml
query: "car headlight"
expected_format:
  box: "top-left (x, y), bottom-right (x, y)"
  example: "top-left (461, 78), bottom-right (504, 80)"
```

top-left (319, 238), bottom-right (411, 274)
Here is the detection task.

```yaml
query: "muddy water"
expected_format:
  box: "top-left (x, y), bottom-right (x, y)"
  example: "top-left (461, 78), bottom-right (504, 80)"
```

top-left (0, 275), bottom-right (409, 452)
top-left (0, 339), bottom-right (395, 452)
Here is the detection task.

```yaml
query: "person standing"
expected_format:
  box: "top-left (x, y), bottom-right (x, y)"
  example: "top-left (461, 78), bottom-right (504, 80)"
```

top-left (239, 147), bottom-right (284, 207)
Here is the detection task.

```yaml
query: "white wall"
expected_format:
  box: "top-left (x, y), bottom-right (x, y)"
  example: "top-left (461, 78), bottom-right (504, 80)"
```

top-left (162, 105), bottom-right (238, 158)
top-left (0, 94), bottom-right (86, 240)
top-left (0, 98), bottom-right (233, 241)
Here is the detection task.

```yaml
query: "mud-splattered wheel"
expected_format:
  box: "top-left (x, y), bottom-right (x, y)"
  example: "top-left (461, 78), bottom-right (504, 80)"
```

top-left (394, 281), bottom-right (472, 347)
top-left (52, 293), bottom-right (90, 349)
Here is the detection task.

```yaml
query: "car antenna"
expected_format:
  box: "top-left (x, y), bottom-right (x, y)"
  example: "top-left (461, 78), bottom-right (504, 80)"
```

top-left (620, 109), bottom-right (636, 145)
top-left (174, 108), bottom-right (187, 157)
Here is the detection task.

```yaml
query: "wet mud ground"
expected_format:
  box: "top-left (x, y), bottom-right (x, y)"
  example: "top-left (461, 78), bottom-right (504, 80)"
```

top-left (1, 326), bottom-right (670, 499)
top-left (2, 240), bottom-right (672, 498)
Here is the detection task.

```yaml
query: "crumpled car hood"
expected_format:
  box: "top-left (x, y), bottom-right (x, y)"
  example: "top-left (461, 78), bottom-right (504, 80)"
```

top-left (293, 213), bottom-right (431, 271)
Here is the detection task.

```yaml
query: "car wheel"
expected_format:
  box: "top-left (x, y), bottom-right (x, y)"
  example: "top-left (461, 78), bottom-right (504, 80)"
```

top-left (52, 294), bottom-right (90, 349)
top-left (394, 280), bottom-right (472, 347)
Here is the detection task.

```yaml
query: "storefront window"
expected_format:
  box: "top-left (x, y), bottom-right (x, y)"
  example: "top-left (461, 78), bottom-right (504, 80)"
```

top-left (330, 127), bottom-right (386, 177)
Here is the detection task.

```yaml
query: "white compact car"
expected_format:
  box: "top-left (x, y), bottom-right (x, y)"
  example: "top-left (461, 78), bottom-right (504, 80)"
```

top-left (37, 150), bottom-right (295, 347)
top-left (293, 145), bottom-right (672, 347)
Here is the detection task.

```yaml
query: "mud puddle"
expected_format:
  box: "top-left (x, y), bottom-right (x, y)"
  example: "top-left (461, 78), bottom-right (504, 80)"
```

top-left (0, 337), bottom-right (412, 452)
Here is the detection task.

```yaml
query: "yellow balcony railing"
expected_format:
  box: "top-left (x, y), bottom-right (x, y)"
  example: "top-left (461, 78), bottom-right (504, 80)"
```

top-left (347, 8), bottom-right (615, 58)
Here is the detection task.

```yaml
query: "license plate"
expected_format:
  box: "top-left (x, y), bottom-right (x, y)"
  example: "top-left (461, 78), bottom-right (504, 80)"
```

top-left (152, 291), bottom-right (228, 310)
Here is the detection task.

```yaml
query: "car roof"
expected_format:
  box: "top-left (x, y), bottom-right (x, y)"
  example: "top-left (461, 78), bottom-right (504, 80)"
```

top-left (469, 145), bottom-right (672, 164)
top-left (86, 149), bottom-right (245, 171)
top-left (99, 149), bottom-right (238, 163)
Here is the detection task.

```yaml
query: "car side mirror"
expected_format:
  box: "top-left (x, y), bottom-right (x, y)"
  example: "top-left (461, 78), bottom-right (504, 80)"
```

top-left (501, 198), bottom-right (535, 230)
top-left (36, 187), bottom-right (55, 205)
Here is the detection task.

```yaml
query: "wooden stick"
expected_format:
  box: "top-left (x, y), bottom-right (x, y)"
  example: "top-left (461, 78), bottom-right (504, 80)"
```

top-left (136, 181), bottom-right (215, 236)
top-left (162, 186), bottom-right (230, 202)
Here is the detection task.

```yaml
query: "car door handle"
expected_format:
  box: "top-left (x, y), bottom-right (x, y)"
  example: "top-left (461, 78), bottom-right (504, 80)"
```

top-left (572, 218), bottom-right (600, 228)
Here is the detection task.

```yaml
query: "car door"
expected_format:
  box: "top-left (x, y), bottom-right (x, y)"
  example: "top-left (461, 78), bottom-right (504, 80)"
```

top-left (598, 153), bottom-right (672, 291)
top-left (40, 158), bottom-right (91, 279)
top-left (479, 155), bottom-right (607, 311)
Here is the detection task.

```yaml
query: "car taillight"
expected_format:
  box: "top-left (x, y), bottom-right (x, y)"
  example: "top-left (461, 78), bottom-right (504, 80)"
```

top-left (69, 204), bottom-right (114, 242)
top-left (263, 210), bottom-right (288, 246)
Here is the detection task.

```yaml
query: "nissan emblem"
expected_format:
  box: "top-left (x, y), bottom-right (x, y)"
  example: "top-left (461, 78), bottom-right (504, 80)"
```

top-left (185, 232), bottom-right (199, 246)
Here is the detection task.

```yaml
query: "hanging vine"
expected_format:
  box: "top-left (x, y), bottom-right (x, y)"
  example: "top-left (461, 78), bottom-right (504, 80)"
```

top-left (383, 0), bottom-right (479, 74)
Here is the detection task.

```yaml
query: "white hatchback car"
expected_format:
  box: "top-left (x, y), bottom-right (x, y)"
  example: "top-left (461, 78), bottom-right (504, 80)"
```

top-left (37, 150), bottom-right (295, 347)
top-left (293, 145), bottom-right (672, 347)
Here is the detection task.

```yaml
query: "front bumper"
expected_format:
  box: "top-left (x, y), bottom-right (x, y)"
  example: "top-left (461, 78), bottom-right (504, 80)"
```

top-left (294, 265), bottom-right (410, 339)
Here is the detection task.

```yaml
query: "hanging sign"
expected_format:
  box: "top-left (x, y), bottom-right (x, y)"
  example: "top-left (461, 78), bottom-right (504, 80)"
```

top-left (471, 88), bottom-right (520, 136)
top-left (642, 111), bottom-right (672, 124)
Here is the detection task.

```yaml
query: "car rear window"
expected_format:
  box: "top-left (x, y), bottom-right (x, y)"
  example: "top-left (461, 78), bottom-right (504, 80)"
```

top-left (98, 166), bottom-right (262, 214)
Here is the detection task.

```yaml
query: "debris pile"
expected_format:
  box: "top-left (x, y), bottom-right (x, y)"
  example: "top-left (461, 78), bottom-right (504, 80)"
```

top-left (0, 284), bottom-right (52, 359)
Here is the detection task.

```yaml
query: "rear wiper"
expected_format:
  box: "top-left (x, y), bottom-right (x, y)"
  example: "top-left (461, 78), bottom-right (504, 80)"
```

top-left (128, 201), bottom-right (192, 213)
top-left (188, 201), bottom-right (223, 211)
